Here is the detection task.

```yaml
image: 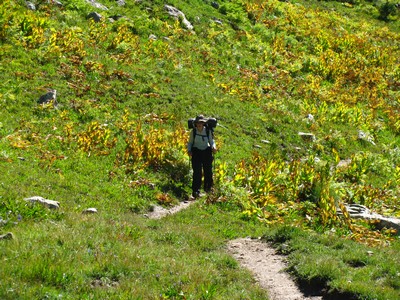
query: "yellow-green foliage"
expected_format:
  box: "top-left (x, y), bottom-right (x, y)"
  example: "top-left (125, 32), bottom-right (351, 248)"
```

top-left (0, 0), bottom-right (399, 246)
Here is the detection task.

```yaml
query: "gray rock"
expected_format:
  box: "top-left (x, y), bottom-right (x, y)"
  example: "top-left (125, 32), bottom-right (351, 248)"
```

top-left (87, 12), bottom-right (103, 22)
top-left (211, 2), bottom-right (219, 9)
top-left (298, 132), bottom-right (316, 142)
top-left (26, 1), bottom-right (36, 10)
top-left (24, 196), bottom-right (60, 209)
top-left (149, 34), bottom-right (157, 40)
top-left (337, 158), bottom-right (351, 168)
top-left (212, 18), bottom-right (223, 25)
top-left (0, 218), bottom-right (7, 226)
top-left (86, 0), bottom-right (108, 10)
top-left (50, 0), bottom-right (64, 7)
top-left (338, 204), bottom-right (400, 233)
top-left (358, 130), bottom-right (376, 145)
top-left (164, 5), bottom-right (193, 30)
top-left (82, 208), bottom-right (98, 214)
top-left (0, 232), bottom-right (14, 240)
top-left (38, 89), bottom-right (57, 107)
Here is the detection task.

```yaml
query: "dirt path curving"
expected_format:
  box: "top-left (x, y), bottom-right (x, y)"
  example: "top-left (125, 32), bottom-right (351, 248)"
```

top-left (227, 237), bottom-right (323, 300)
top-left (146, 201), bottom-right (323, 300)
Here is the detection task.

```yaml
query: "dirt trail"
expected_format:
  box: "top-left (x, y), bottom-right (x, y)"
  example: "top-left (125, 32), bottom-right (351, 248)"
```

top-left (227, 237), bottom-right (322, 300)
top-left (146, 201), bottom-right (322, 300)
top-left (144, 200), bottom-right (196, 219)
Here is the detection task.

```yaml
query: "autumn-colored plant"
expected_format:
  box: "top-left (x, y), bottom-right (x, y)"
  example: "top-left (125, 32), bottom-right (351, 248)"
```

top-left (117, 113), bottom-right (187, 172)
top-left (76, 121), bottom-right (116, 155)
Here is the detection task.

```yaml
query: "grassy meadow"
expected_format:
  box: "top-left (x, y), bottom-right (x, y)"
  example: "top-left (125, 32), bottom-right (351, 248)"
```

top-left (1, 0), bottom-right (400, 298)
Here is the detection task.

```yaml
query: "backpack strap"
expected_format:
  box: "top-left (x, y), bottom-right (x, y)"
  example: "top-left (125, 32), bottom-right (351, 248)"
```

top-left (192, 126), bottom-right (213, 148)
top-left (192, 128), bottom-right (196, 148)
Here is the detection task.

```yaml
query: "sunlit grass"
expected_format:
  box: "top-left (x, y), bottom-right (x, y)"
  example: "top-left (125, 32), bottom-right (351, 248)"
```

top-left (0, 0), bottom-right (399, 298)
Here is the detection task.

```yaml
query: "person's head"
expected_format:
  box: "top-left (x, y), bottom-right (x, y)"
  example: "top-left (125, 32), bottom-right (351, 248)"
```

top-left (194, 115), bottom-right (207, 128)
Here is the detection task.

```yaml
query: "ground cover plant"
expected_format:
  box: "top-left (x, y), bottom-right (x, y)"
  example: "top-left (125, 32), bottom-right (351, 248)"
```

top-left (1, 0), bottom-right (399, 298)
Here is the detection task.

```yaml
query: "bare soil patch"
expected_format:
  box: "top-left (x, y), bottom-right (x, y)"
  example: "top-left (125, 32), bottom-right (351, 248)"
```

top-left (227, 237), bottom-right (323, 300)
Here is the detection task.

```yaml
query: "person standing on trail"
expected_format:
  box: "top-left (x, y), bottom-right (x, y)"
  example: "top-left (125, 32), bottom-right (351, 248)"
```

top-left (187, 115), bottom-right (217, 199)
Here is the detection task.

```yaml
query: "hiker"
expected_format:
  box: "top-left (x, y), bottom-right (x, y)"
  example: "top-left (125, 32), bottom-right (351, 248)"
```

top-left (187, 115), bottom-right (217, 198)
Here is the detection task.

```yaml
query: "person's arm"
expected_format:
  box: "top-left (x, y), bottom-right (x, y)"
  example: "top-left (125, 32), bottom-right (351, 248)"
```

top-left (209, 132), bottom-right (217, 153)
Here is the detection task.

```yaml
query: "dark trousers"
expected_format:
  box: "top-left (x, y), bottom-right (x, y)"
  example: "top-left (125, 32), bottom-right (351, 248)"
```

top-left (191, 147), bottom-right (213, 195)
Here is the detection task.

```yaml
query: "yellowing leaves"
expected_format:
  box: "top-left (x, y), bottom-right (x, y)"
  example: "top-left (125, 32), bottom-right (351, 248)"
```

top-left (395, 166), bottom-right (400, 185)
top-left (76, 121), bottom-right (116, 155)
top-left (221, 150), bottom-right (399, 246)
top-left (7, 134), bottom-right (31, 149)
top-left (119, 114), bottom-right (187, 170)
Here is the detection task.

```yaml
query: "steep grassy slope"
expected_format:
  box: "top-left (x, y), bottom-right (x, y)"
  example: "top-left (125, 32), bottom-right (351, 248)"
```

top-left (1, 0), bottom-right (400, 298)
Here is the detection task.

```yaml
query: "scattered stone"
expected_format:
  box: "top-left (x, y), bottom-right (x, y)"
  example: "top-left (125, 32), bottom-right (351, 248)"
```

top-left (211, 2), bottom-right (220, 9)
top-left (164, 5), bottom-right (193, 30)
top-left (24, 196), bottom-right (60, 209)
top-left (82, 208), bottom-right (98, 214)
top-left (298, 132), bottom-right (316, 142)
top-left (109, 15), bottom-right (124, 21)
top-left (26, 1), bottom-right (36, 10)
top-left (337, 203), bottom-right (400, 233)
top-left (0, 232), bottom-right (14, 240)
top-left (87, 12), bottom-right (103, 22)
top-left (38, 89), bottom-right (57, 107)
top-left (149, 34), bottom-right (157, 40)
top-left (91, 278), bottom-right (119, 288)
top-left (50, 0), bottom-right (64, 7)
top-left (336, 158), bottom-right (351, 168)
top-left (86, 0), bottom-right (108, 10)
top-left (212, 18), bottom-right (223, 25)
top-left (115, 0), bottom-right (125, 6)
top-left (357, 130), bottom-right (376, 145)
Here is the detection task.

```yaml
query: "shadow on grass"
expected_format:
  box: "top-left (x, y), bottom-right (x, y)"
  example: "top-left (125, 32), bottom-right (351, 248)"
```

top-left (296, 277), bottom-right (359, 300)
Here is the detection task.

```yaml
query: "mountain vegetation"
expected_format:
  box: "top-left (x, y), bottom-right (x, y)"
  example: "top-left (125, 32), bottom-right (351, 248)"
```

top-left (0, 0), bottom-right (399, 298)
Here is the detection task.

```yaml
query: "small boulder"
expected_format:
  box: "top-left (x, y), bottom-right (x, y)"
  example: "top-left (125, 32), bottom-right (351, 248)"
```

top-left (86, 0), bottom-right (108, 10)
top-left (358, 130), bottom-right (376, 145)
top-left (298, 132), bottom-right (316, 142)
top-left (164, 5), bottom-right (193, 30)
top-left (24, 196), bottom-right (60, 209)
top-left (38, 89), bottom-right (57, 107)
top-left (82, 208), bottom-right (98, 214)
top-left (87, 12), bottom-right (103, 22)
top-left (26, 1), bottom-right (36, 10)
top-left (0, 232), bottom-right (14, 240)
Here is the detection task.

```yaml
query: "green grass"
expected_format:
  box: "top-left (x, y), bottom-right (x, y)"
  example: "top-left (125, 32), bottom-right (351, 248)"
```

top-left (265, 225), bottom-right (400, 299)
top-left (0, 203), bottom-right (269, 299)
top-left (1, 0), bottom-right (400, 298)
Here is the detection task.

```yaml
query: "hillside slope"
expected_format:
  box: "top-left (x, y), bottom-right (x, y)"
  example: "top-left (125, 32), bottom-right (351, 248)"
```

top-left (1, 0), bottom-right (400, 298)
